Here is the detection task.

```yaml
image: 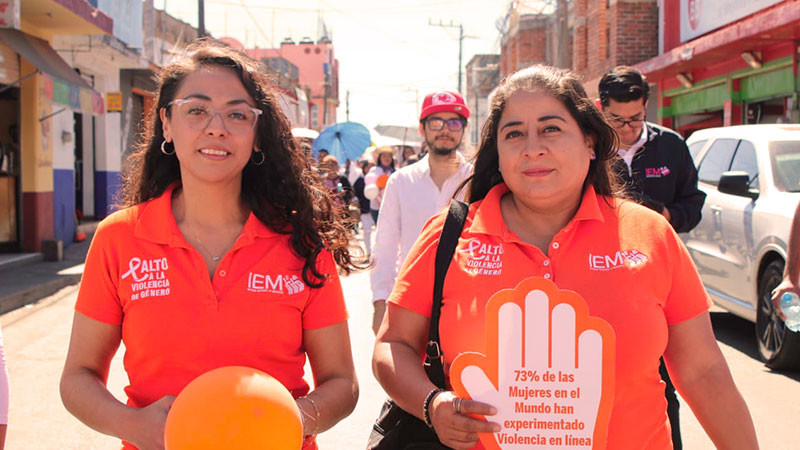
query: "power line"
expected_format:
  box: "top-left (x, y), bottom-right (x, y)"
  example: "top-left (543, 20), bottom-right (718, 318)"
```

top-left (429, 19), bottom-right (477, 94)
top-left (316, 0), bottom-right (444, 60)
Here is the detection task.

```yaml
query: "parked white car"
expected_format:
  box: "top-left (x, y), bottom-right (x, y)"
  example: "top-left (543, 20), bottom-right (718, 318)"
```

top-left (684, 124), bottom-right (800, 370)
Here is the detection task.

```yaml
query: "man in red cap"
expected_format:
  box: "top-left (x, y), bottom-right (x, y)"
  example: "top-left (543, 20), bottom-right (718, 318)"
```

top-left (370, 91), bottom-right (473, 333)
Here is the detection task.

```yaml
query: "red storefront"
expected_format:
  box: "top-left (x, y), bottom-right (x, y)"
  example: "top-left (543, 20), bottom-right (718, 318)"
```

top-left (637, 0), bottom-right (800, 136)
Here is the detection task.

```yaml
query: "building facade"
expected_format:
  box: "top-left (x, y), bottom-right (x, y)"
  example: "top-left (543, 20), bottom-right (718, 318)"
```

top-left (0, 0), bottom-right (112, 252)
top-left (637, 0), bottom-right (800, 134)
top-left (228, 36), bottom-right (339, 131)
top-left (499, 0), bottom-right (660, 97)
top-left (571, 0), bottom-right (659, 97)
top-left (500, 12), bottom-right (550, 77)
top-left (498, 0), bottom-right (800, 133)
top-left (495, 0), bottom-right (663, 119)
top-left (0, 0), bottom-right (204, 254)
top-left (465, 54), bottom-right (500, 148)
top-left (52, 0), bottom-right (150, 245)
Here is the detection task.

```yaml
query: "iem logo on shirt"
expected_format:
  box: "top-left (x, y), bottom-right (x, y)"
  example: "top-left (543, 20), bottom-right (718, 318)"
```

top-left (247, 272), bottom-right (305, 295)
top-left (589, 250), bottom-right (648, 271)
top-left (645, 166), bottom-right (671, 178)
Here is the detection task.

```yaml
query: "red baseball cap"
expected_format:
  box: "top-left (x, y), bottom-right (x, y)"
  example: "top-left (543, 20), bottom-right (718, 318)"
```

top-left (419, 91), bottom-right (470, 121)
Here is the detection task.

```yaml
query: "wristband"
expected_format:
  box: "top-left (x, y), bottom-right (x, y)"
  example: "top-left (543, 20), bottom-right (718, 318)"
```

top-left (298, 396), bottom-right (320, 442)
top-left (423, 388), bottom-right (444, 429)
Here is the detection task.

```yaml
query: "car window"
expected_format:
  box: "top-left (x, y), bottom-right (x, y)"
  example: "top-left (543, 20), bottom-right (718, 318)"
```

top-left (698, 138), bottom-right (738, 185)
top-left (770, 141), bottom-right (800, 192)
top-left (730, 139), bottom-right (759, 189)
top-left (687, 139), bottom-right (707, 162)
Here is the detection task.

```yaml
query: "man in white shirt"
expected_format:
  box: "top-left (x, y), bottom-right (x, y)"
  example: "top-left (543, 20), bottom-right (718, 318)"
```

top-left (370, 91), bottom-right (474, 333)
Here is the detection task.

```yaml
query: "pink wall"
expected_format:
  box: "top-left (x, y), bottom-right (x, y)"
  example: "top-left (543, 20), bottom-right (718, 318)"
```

top-left (222, 37), bottom-right (339, 129)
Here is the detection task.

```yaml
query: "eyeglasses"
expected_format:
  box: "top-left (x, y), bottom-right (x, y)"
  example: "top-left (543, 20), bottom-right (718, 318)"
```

top-left (608, 116), bottom-right (645, 129)
top-left (168, 98), bottom-right (262, 135)
top-left (425, 117), bottom-right (466, 132)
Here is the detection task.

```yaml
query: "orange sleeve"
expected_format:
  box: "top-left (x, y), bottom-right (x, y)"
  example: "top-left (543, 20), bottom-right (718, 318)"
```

top-left (75, 220), bottom-right (124, 325)
top-left (387, 212), bottom-right (447, 318)
top-left (663, 225), bottom-right (713, 325)
top-left (302, 250), bottom-right (348, 329)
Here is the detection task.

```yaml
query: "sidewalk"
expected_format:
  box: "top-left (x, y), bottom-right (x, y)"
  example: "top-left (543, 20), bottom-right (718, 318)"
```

top-left (0, 231), bottom-right (93, 315)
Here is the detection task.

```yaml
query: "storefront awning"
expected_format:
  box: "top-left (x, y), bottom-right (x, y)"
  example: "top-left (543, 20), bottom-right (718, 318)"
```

top-left (0, 28), bottom-right (104, 115)
top-left (636, 2), bottom-right (800, 83)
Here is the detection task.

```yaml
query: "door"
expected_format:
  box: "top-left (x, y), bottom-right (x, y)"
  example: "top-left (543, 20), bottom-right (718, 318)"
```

top-left (0, 91), bottom-right (20, 251)
top-left (716, 139), bottom-right (759, 310)
top-left (686, 138), bottom-right (739, 302)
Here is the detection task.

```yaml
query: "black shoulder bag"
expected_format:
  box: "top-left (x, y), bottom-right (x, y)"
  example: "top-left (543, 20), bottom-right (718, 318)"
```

top-left (367, 200), bottom-right (469, 450)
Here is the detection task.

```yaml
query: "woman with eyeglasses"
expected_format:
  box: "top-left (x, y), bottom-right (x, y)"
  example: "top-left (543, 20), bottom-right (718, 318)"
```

top-left (60, 40), bottom-right (359, 450)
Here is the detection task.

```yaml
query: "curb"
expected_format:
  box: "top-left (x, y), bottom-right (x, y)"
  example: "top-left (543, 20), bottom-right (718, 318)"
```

top-left (0, 274), bottom-right (82, 315)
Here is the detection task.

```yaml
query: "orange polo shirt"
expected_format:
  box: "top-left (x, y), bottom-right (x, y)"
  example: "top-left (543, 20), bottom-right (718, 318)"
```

top-left (389, 183), bottom-right (711, 450)
top-left (76, 184), bottom-right (347, 450)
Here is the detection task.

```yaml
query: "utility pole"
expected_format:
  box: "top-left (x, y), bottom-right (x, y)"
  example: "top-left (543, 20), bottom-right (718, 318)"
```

top-left (429, 19), bottom-right (470, 94)
top-left (346, 90), bottom-right (350, 122)
top-left (557, 0), bottom-right (570, 68)
top-left (198, 0), bottom-right (205, 37)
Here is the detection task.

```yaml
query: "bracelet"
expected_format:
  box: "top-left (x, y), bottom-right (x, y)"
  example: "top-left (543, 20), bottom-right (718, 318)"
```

top-left (298, 396), bottom-right (320, 439)
top-left (422, 388), bottom-right (444, 429)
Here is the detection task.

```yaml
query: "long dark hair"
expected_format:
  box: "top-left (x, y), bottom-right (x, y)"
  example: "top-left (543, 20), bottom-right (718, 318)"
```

top-left (120, 39), bottom-right (358, 287)
top-left (465, 64), bottom-right (623, 203)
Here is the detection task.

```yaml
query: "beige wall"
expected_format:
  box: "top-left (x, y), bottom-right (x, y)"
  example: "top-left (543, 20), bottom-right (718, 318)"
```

top-left (20, 59), bottom-right (52, 193)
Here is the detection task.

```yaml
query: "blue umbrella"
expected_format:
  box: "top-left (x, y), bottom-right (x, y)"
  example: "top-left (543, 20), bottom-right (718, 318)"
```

top-left (312, 122), bottom-right (371, 163)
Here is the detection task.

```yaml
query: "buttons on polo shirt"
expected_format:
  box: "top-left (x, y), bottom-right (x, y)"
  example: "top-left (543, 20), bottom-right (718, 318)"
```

top-left (544, 273), bottom-right (551, 279)
top-left (552, 242), bottom-right (560, 249)
top-left (543, 260), bottom-right (550, 266)
top-left (219, 270), bottom-right (227, 277)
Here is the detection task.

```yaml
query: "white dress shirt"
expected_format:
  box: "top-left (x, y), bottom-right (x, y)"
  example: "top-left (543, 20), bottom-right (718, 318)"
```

top-left (616, 125), bottom-right (648, 173)
top-left (370, 152), bottom-right (473, 302)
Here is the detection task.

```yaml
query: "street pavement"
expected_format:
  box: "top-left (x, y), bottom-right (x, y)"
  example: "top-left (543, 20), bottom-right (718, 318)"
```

top-left (2, 236), bottom-right (800, 448)
top-left (0, 262), bottom-right (387, 449)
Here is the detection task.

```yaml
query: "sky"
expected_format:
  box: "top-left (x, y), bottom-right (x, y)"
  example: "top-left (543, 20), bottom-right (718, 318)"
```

top-left (158, 0), bottom-right (521, 129)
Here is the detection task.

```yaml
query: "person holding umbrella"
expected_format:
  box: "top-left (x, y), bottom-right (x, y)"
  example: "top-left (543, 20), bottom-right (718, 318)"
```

top-left (312, 121), bottom-right (371, 164)
top-left (370, 91), bottom-right (474, 334)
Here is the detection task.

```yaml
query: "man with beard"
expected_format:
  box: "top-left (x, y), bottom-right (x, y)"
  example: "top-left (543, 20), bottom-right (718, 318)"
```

top-left (370, 91), bottom-right (473, 334)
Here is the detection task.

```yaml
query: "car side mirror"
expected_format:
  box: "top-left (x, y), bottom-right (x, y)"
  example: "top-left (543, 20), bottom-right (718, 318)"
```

top-left (718, 171), bottom-right (759, 199)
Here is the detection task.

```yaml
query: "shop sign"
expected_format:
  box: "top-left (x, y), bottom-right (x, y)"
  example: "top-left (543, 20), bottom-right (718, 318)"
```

top-left (681, 0), bottom-right (782, 43)
top-left (41, 73), bottom-right (105, 116)
top-left (106, 91), bottom-right (123, 112)
top-left (0, 0), bottom-right (20, 29)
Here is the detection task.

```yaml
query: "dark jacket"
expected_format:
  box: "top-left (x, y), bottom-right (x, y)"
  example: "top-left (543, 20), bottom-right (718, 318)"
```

top-left (337, 175), bottom-right (354, 205)
top-left (613, 122), bottom-right (706, 233)
top-left (352, 176), bottom-right (370, 214)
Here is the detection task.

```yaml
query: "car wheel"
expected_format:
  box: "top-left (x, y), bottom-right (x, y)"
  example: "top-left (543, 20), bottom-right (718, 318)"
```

top-left (756, 259), bottom-right (800, 370)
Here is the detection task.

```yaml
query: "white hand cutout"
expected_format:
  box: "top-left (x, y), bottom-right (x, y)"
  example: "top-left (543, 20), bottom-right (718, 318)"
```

top-left (451, 279), bottom-right (615, 450)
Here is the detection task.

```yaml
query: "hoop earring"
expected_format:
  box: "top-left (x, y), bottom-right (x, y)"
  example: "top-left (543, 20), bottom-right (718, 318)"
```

top-left (161, 140), bottom-right (175, 155)
top-left (251, 148), bottom-right (265, 166)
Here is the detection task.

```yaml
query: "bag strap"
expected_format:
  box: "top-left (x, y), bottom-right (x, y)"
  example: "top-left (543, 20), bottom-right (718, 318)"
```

top-left (424, 199), bottom-right (469, 388)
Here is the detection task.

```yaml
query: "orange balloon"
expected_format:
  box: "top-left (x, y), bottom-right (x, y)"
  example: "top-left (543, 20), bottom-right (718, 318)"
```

top-left (376, 174), bottom-right (389, 189)
top-left (165, 366), bottom-right (303, 450)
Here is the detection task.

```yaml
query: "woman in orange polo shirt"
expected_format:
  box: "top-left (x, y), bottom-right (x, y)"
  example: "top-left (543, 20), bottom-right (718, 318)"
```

top-left (373, 65), bottom-right (758, 449)
top-left (60, 41), bottom-right (359, 450)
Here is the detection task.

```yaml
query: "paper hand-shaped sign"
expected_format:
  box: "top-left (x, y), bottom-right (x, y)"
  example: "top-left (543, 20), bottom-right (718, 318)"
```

top-left (450, 277), bottom-right (615, 449)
